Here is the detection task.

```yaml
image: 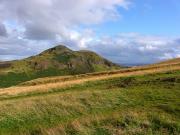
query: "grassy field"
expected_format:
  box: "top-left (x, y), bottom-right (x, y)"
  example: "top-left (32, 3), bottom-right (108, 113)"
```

top-left (0, 68), bottom-right (179, 135)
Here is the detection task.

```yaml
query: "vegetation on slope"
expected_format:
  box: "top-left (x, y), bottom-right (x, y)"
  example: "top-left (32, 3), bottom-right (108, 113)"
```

top-left (0, 70), bottom-right (179, 135)
top-left (0, 45), bottom-right (121, 88)
top-left (158, 58), bottom-right (180, 65)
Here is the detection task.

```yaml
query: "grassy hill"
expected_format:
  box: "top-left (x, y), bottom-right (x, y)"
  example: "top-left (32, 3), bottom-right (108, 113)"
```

top-left (0, 52), bottom-right (179, 134)
top-left (0, 59), bottom-right (179, 134)
top-left (0, 45), bottom-right (121, 88)
top-left (158, 58), bottom-right (180, 65)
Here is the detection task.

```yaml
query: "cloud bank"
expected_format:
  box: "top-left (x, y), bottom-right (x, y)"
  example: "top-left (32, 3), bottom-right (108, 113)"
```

top-left (0, 23), bottom-right (7, 37)
top-left (0, 0), bottom-right (179, 65)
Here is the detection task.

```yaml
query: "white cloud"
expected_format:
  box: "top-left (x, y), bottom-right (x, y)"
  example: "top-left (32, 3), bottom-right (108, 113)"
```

top-left (86, 34), bottom-right (180, 65)
top-left (0, 30), bottom-right (179, 65)
top-left (0, 23), bottom-right (7, 37)
top-left (0, 0), bottom-right (130, 40)
top-left (0, 0), bottom-right (179, 65)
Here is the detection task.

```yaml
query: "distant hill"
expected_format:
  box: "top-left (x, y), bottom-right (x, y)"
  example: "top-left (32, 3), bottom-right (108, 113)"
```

top-left (0, 45), bottom-right (121, 87)
top-left (0, 46), bottom-right (179, 88)
top-left (2, 45), bottom-right (120, 74)
top-left (157, 58), bottom-right (180, 65)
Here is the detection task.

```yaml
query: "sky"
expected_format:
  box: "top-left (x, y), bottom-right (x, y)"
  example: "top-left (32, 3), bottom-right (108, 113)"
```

top-left (0, 0), bottom-right (180, 65)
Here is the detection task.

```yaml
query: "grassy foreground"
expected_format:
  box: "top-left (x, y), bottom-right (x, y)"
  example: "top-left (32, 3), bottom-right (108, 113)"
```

top-left (0, 70), bottom-right (179, 135)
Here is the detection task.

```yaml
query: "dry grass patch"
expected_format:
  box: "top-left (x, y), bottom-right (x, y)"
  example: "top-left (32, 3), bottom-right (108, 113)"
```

top-left (0, 65), bottom-right (179, 98)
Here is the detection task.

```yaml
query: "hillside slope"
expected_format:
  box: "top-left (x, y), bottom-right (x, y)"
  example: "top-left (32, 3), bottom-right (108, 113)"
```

top-left (0, 45), bottom-right (121, 87)
top-left (158, 57), bottom-right (180, 65)
top-left (5, 45), bottom-right (120, 74)
top-left (0, 56), bottom-right (180, 97)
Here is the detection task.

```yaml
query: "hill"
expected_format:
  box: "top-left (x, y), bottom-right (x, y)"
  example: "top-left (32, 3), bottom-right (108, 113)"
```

top-left (0, 45), bottom-right (121, 88)
top-left (158, 57), bottom-right (180, 65)
top-left (1, 45), bottom-right (120, 74)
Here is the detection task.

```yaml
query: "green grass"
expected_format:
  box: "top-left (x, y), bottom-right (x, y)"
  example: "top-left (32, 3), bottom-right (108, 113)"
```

top-left (0, 71), bottom-right (179, 134)
top-left (0, 72), bottom-right (34, 88)
top-left (0, 69), bottom-right (70, 88)
top-left (0, 66), bottom-right (121, 88)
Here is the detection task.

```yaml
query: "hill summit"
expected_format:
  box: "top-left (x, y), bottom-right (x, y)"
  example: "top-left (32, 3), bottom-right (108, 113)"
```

top-left (30, 45), bottom-right (120, 73)
top-left (1, 45), bottom-right (121, 76)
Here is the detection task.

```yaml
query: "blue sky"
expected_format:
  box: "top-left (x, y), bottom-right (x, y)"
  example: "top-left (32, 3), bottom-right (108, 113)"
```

top-left (95, 0), bottom-right (180, 36)
top-left (0, 0), bottom-right (180, 65)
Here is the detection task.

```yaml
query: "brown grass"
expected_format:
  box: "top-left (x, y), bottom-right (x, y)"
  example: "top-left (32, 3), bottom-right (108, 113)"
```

top-left (21, 61), bottom-right (180, 86)
top-left (0, 63), bottom-right (179, 98)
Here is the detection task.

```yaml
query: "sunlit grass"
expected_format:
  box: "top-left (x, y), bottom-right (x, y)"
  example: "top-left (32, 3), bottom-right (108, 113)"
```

top-left (0, 70), bottom-right (179, 134)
